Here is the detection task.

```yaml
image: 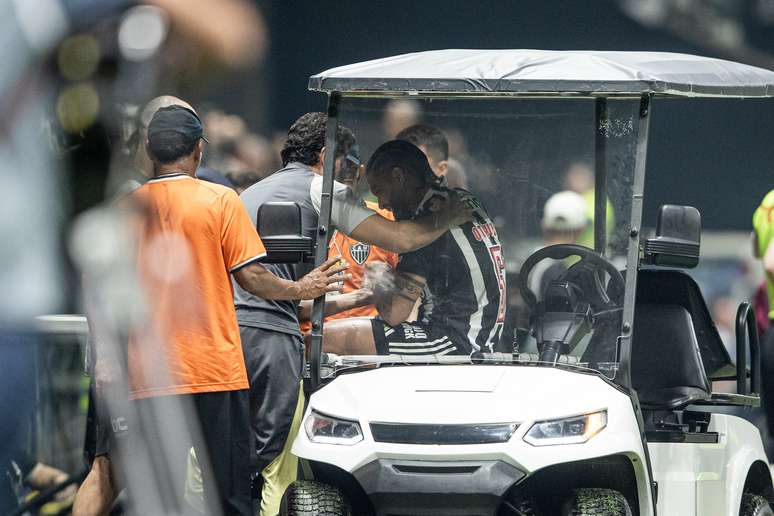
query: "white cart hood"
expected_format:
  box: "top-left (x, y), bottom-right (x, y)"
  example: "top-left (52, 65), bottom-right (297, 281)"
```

top-left (310, 365), bottom-right (621, 425)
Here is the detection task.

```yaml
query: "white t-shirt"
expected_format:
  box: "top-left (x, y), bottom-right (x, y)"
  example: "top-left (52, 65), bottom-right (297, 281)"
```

top-left (310, 175), bottom-right (376, 235)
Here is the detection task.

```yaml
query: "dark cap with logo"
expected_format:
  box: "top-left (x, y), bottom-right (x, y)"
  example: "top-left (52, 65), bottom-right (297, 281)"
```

top-left (147, 105), bottom-right (209, 147)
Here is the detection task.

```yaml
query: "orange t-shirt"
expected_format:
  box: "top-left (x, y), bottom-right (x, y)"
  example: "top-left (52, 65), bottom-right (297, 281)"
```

top-left (301, 203), bottom-right (398, 333)
top-left (127, 174), bottom-right (266, 399)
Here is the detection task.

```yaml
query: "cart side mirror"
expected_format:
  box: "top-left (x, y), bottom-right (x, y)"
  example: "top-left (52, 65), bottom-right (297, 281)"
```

top-left (643, 205), bottom-right (701, 268)
top-left (256, 202), bottom-right (313, 263)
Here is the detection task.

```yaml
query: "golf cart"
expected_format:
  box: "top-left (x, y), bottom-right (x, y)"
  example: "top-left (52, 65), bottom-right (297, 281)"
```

top-left (263, 50), bottom-right (774, 515)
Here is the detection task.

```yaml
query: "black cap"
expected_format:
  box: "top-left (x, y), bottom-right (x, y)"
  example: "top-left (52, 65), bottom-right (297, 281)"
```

top-left (147, 105), bottom-right (209, 147)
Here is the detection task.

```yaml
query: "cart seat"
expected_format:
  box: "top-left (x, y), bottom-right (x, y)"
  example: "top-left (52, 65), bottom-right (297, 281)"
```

top-left (631, 303), bottom-right (711, 409)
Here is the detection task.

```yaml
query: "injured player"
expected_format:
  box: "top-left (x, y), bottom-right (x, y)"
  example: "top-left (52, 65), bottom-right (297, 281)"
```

top-left (319, 140), bottom-right (507, 357)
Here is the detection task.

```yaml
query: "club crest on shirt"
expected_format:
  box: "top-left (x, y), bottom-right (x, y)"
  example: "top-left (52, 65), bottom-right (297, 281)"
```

top-left (349, 242), bottom-right (371, 265)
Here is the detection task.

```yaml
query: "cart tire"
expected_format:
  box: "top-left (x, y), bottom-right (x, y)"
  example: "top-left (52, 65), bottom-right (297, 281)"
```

top-left (561, 488), bottom-right (632, 516)
top-left (740, 493), bottom-right (774, 516)
top-left (279, 480), bottom-right (351, 516)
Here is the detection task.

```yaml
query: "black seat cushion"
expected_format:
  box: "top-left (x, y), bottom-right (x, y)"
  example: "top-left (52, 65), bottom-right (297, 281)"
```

top-left (631, 303), bottom-right (711, 409)
top-left (635, 269), bottom-right (732, 379)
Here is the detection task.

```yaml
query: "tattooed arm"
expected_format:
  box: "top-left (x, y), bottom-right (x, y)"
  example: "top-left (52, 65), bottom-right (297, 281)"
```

top-left (373, 269), bottom-right (427, 327)
top-left (297, 289), bottom-right (374, 322)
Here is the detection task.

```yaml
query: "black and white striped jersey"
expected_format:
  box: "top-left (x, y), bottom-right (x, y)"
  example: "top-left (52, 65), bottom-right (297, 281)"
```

top-left (396, 186), bottom-right (506, 354)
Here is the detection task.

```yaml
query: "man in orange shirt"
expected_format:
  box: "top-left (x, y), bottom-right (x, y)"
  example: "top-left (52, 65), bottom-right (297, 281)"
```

top-left (126, 106), bottom-right (346, 516)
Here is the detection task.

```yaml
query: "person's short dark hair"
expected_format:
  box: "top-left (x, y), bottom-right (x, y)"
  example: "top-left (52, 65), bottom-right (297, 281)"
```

top-left (146, 106), bottom-right (206, 164)
top-left (280, 112), bottom-right (326, 167)
top-left (366, 140), bottom-right (436, 184)
top-left (280, 112), bottom-right (359, 168)
top-left (148, 132), bottom-right (199, 164)
top-left (395, 124), bottom-right (449, 162)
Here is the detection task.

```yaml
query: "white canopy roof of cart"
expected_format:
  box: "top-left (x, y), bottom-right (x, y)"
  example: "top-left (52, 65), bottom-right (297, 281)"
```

top-left (309, 49), bottom-right (774, 97)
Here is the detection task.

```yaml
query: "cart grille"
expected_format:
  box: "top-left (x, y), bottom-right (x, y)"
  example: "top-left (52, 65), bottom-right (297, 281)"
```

top-left (369, 422), bottom-right (518, 445)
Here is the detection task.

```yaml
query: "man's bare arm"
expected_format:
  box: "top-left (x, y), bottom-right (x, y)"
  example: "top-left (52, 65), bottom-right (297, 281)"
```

top-left (349, 193), bottom-right (473, 254)
top-left (233, 256), bottom-right (348, 300)
top-left (298, 289), bottom-right (373, 322)
top-left (374, 271), bottom-right (426, 326)
top-left (350, 215), bottom-right (445, 254)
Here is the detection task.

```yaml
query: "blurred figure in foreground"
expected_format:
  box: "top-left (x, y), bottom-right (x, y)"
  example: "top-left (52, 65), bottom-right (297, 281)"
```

top-left (3, 0), bottom-right (268, 513)
top-left (74, 95), bottom-right (195, 516)
top-left (120, 105), bottom-right (344, 515)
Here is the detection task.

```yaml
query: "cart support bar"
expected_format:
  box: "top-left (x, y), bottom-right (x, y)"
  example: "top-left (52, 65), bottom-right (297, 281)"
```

top-left (309, 93), bottom-right (340, 389)
top-left (594, 97), bottom-right (608, 255)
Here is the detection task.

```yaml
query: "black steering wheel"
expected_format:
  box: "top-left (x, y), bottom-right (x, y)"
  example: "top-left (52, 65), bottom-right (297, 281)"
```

top-left (519, 244), bottom-right (625, 312)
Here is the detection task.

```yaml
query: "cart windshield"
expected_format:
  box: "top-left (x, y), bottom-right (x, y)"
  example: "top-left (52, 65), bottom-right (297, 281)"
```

top-left (326, 95), bottom-right (641, 380)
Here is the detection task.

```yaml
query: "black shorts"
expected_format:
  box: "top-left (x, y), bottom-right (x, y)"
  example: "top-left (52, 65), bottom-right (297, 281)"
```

top-left (370, 319), bottom-right (459, 356)
top-left (83, 381), bottom-right (130, 465)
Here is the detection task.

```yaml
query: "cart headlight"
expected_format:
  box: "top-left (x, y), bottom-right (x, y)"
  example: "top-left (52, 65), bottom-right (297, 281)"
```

top-left (524, 410), bottom-right (607, 446)
top-left (304, 410), bottom-right (363, 445)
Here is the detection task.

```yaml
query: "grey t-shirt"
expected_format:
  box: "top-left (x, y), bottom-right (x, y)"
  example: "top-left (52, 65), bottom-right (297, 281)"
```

top-left (234, 162), bottom-right (374, 336)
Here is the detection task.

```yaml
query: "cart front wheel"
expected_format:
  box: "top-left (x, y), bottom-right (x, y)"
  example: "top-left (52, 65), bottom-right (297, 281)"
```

top-left (279, 480), bottom-right (351, 516)
top-left (560, 488), bottom-right (632, 516)
top-left (741, 493), bottom-right (774, 516)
